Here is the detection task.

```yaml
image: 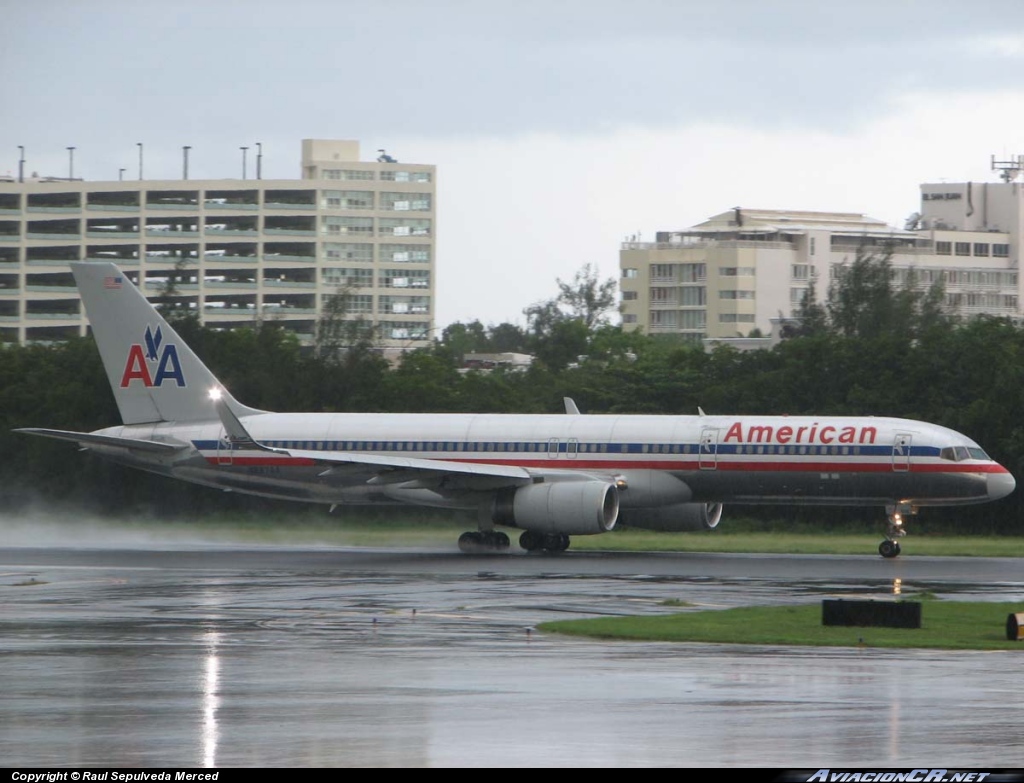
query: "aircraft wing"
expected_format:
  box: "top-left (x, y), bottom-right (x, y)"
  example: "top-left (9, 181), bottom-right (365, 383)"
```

top-left (278, 447), bottom-right (535, 485)
top-left (15, 428), bottom-right (187, 454)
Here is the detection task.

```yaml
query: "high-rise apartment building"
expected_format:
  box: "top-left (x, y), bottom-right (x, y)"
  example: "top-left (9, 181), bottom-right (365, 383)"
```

top-left (620, 163), bottom-right (1022, 341)
top-left (0, 139), bottom-right (436, 352)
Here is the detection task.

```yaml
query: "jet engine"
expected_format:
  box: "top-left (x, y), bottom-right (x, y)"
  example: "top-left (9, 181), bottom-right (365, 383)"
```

top-left (619, 502), bottom-right (723, 532)
top-left (492, 481), bottom-right (619, 535)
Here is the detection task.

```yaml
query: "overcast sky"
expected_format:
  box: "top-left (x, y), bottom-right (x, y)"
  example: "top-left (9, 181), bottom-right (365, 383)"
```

top-left (2, 0), bottom-right (1023, 327)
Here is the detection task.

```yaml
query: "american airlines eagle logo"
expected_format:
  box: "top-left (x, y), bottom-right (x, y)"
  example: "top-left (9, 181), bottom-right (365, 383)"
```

top-left (119, 325), bottom-right (185, 388)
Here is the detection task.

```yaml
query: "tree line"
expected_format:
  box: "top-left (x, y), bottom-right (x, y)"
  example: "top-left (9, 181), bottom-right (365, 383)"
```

top-left (1, 253), bottom-right (1021, 532)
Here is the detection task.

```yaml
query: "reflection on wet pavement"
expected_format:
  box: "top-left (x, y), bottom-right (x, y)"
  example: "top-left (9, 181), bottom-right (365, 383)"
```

top-left (1, 547), bottom-right (1023, 767)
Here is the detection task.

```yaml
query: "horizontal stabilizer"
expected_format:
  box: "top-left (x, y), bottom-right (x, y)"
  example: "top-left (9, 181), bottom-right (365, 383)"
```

top-left (15, 428), bottom-right (187, 454)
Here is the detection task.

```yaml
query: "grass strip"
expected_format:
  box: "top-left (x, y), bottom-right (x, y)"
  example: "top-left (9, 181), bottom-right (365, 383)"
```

top-left (540, 601), bottom-right (1024, 650)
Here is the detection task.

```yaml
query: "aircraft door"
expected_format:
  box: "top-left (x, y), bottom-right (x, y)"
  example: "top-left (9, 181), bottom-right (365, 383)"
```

top-left (892, 433), bottom-right (912, 472)
top-left (699, 427), bottom-right (718, 470)
top-left (216, 428), bottom-right (233, 465)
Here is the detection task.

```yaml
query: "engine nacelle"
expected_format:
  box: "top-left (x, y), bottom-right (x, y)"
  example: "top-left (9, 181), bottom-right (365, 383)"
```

top-left (492, 481), bottom-right (619, 535)
top-left (619, 502), bottom-right (723, 532)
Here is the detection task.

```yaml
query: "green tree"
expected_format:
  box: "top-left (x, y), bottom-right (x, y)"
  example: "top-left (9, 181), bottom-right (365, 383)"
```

top-left (825, 248), bottom-right (948, 340)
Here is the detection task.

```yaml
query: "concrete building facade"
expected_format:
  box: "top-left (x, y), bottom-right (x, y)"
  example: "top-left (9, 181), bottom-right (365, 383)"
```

top-left (620, 172), bottom-right (1022, 341)
top-left (0, 139), bottom-right (436, 352)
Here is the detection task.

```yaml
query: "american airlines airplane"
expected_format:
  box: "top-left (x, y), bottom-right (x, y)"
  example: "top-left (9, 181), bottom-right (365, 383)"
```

top-left (17, 263), bottom-right (1016, 557)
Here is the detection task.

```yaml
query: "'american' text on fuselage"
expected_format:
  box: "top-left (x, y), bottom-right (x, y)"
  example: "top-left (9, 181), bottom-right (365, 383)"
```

top-left (722, 422), bottom-right (878, 445)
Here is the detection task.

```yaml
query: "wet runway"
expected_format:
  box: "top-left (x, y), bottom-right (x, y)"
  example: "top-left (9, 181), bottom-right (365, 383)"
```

top-left (2, 545), bottom-right (1023, 767)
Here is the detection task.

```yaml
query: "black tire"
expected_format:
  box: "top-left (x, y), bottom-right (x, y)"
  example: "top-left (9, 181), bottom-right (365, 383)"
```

top-left (542, 533), bottom-right (570, 553)
top-left (458, 531), bottom-right (480, 553)
top-left (879, 539), bottom-right (899, 558)
top-left (519, 530), bottom-right (542, 552)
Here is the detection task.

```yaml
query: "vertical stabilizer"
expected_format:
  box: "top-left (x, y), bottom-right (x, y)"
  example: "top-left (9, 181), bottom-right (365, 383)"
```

top-left (71, 262), bottom-right (263, 424)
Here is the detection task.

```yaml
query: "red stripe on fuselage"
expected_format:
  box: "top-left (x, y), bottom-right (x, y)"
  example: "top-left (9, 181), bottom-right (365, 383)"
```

top-left (199, 453), bottom-right (1008, 475)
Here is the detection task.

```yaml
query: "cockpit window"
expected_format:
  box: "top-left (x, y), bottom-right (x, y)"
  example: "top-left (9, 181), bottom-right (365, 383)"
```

top-left (941, 446), bottom-right (982, 462)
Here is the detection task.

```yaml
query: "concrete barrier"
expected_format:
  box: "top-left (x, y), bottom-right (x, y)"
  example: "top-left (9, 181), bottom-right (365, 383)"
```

top-left (822, 599), bottom-right (921, 629)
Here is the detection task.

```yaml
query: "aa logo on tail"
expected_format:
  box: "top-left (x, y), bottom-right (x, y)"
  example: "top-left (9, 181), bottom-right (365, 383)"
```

top-left (120, 325), bottom-right (186, 388)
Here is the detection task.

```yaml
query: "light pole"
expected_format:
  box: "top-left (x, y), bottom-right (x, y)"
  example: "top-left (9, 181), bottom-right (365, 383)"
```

top-left (137, 143), bottom-right (144, 180)
top-left (240, 146), bottom-right (249, 180)
top-left (255, 142), bottom-right (262, 180)
top-left (118, 168), bottom-right (126, 181)
top-left (183, 146), bottom-right (191, 180)
top-left (17, 146), bottom-right (24, 183)
top-left (66, 146), bottom-right (76, 180)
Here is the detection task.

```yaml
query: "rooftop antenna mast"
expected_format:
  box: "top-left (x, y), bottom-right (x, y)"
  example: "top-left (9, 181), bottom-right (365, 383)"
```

top-left (991, 154), bottom-right (1024, 183)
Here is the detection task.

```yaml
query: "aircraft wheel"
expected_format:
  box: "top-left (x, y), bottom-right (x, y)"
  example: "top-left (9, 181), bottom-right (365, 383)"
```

top-left (492, 531), bottom-right (510, 550)
top-left (458, 531), bottom-right (481, 553)
top-left (519, 530), bottom-right (543, 552)
top-left (878, 539), bottom-right (900, 559)
top-left (542, 533), bottom-right (570, 553)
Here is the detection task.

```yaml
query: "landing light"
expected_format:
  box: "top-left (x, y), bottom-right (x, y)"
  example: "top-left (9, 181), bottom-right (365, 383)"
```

top-left (208, 387), bottom-right (222, 401)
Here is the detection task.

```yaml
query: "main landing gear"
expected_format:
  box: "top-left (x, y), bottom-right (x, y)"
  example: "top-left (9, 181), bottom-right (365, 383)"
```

top-left (456, 529), bottom-right (571, 553)
top-left (457, 530), bottom-right (510, 554)
top-left (878, 504), bottom-right (911, 559)
top-left (518, 531), bottom-right (570, 554)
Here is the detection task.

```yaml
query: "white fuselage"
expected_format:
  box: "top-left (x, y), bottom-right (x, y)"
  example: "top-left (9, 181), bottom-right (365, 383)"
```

top-left (95, 412), bottom-right (1014, 511)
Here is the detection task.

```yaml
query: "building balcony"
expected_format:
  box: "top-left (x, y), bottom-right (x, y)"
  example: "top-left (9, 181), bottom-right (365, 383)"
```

top-left (25, 285), bottom-right (77, 294)
top-left (86, 204), bottom-right (141, 212)
top-left (261, 305), bottom-right (317, 315)
top-left (203, 305), bottom-right (258, 315)
top-left (264, 228), bottom-right (317, 237)
top-left (145, 230), bottom-right (200, 237)
top-left (263, 202), bottom-right (316, 210)
top-left (205, 281), bottom-right (257, 290)
top-left (25, 233), bottom-right (81, 241)
top-left (86, 231), bottom-right (139, 239)
top-left (204, 202), bottom-right (258, 210)
top-left (205, 228), bottom-right (259, 237)
top-left (262, 280), bottom-right (316, 288)
top-left (143, 282), bottom-right (200, 292)
top-left (204, 254), bottom-right (258, 263)
top-left (26, 312), bottom-right (81, 321)
top-left (26, 259), bottom-right (75, 266)
top-left (262, 254), bottom-right (317, 263)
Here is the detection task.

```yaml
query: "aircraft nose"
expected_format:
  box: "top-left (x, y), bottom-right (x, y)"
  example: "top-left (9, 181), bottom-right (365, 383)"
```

top-left (988, 469), bottom-right (1016, 501)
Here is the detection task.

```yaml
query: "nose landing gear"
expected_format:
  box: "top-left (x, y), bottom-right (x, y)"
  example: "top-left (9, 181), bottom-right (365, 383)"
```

top-left (879, 504), bottom-right (912, 558)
